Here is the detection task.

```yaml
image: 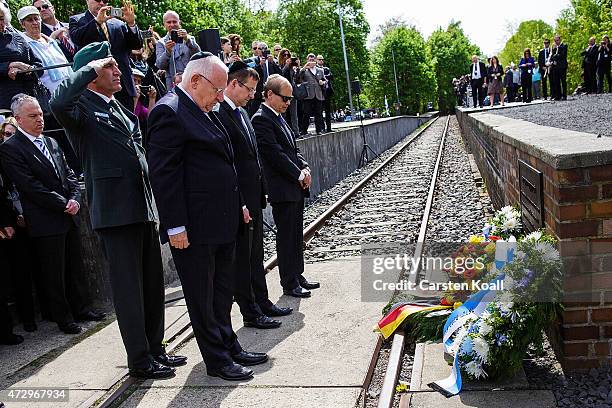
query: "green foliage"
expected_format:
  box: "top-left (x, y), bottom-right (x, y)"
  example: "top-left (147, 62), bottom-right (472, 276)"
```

top-left (498, 20), bottom-right (553, 67)
top-left (556, 0), bottom-right (612, 90)
top-left (368, 25), bottom-right (436, 115)
top-left (427, 22), bottom-right (481, 114)
top-left (270, 0), bottom-right (370, 110)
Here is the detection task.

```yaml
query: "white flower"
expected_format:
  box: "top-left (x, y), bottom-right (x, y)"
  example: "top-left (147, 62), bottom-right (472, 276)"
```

top-left (524, 231), bottom-right (543, 242)
top-left (479, 320), bottom-right (493, 336)
top-left (502, 217), bottom-right (518, 231)
top-left (498, 299), bottom-right (514, 314)
top-left (465, 360), bottom-right (488, 379)
top-left (534, 241), bottom-right (560, 262)
top-left (500, 206), bottom-right (514, 216)
top-left (472, 336), bottom-right (490, 363)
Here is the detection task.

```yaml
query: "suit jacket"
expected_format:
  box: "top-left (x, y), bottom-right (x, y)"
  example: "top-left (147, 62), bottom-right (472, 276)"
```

top-left (538, 47), bottom-right (551, 73)
top-left (298, 66), bottom-right (325, 100)
top-left (470, 62), bottom-right (487, 82)
top-left (0, 172), bottom-right (16, 228)
top-left (41, 21), bottom-right (77, 62)
top-left (550, 44), bottom-right (568, 70)
top-left (69, 10), bottom-right (142, 96)
top-left (216, 100), bottom-right (266, 212)
top-left (50, 66), bottom-right (156, 230)
top-left (252, 104), bottom-right (309, 204)
top-left (582, 44), bottom-right (599, 67)
top-left (0, 131), bottom-right (80, 237)
top-left (147, 87), bottom-right (240, 245)
top-left (322, 65), bottom-right (334, 97)
top-left (254, 60), bottom-right (282, 101)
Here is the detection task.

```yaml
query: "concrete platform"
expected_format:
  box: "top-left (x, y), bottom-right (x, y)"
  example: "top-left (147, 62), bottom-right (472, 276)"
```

top-left (119, 258), bottom-right (385, 407)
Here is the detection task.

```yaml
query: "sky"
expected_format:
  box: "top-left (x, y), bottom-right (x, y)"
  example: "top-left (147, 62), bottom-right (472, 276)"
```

top-left (361, 0), bottom-right (570, 55)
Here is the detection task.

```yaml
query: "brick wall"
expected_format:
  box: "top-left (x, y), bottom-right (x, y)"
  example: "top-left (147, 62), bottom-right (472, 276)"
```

top-left (457, 109), bottom-right (612, 371)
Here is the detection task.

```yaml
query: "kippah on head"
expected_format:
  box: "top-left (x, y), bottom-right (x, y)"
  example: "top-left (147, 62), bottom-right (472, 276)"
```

top-left (228, 60), bottom-right (248, 75)
top-left (72, 41), bottom-right (112, 72)
top-left (190, 51), bottom-right (214, 62)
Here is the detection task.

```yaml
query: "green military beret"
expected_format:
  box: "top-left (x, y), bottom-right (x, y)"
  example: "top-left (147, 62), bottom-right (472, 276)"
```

top-left (72, 41), bottom-right (112, 72)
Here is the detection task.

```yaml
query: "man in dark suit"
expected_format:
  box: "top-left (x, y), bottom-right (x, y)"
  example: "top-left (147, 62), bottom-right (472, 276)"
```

top-left (538, 39), bottom-right (551, 100)
top-left (252, 74), bottom-right (320, 298)
top-left (51, 42), bottom-right (185, 379)
top-left (248, 43), bottom-right (282, 118)
top-left (69, 0), bottom-right (142, 110)
top-left (0, 95), bottom-right (102, 335)
top-left (317, 55), bottom-right (334, 133)
top-left (582, 37), bottom-right (599, 94)
top-left (550, 34), bottom-right (568, 100)
top-left (470, 55), bottom-right (487, 108)
top-left (34, 0), bottom-right (77, 62)
top-left (147, 52), bottom-right (268, 381)
top-left (216, 62), bottom-right (292, 329)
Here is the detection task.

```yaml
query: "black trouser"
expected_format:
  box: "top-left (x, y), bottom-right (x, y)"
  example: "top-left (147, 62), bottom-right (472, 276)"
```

top-left (551, 67), bottom-right (567, 99)
top-left (597, 63), bottom-right (611, 93)
top-left (234, 208), bottom-right (272, 320)
top-left (541, 72), bottom-right (549, 99)
top-left (300, 98), bottom-right (323, 134)
top-left (171, 241), bottom-right (241, 370)
top-left (3, 226), bottom-right (37, 324)
top-left (584, 64), bottom-right (597, 93)
top-left (521, 74), bottom-right (533, 102)
top-left (271, 200), bottom-right (304, 290)
top-left (0, 300), bottom-right (13, 339)
top-left (323, 97), bottom-right (332, 132)
top-left (33, 224), bottom-right (89, 326)
top-left (97, 222), bottom-right (165, 369)
top-left (470, 79), bottom-right (485, 107)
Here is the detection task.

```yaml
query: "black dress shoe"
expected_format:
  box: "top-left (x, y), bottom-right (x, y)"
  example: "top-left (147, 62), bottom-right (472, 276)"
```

top-left (283, 286), bottom-right (311, 298)
top-left (243, 315), bottom-right (281, 329)
top-left (231, 350), bottom-right (268, 366)
top-left (153, 353), bottom-right (188, 367)
top-left (23, 322), bottom-right (37, 332)
top-left (208, 362), bottom-right (253, 380)
top-left (0, 333), bottom-right (24, 345)
top-left (261, 305), bottom-right (293, 317)
top-left (58, 322), bottom-right (82, 334)
top-left (75, 310), bottom-right (106, 322)
top-left (129, 360), bottom-right (176, 379)
top-left (298, 277), bottom-right (320, 290)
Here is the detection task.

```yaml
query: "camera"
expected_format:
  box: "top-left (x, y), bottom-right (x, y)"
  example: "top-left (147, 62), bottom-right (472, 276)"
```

top-left (290, 57), bottom-right (299, 67)
top-left (139, 85), bottom-right (151, 94)
top-left (262, 49), bottom-right (270, 58)
top-left (109, 7), bottom-right (123, 18)
top-left (170, 30), bottom-right (183, 44)
top-left (142, 29), bottom-right (153, 39)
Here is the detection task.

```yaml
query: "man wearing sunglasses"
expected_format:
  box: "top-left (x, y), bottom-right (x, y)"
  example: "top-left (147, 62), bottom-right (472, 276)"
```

top-left (252, 74), bottom-right (320, 298)
top-left (33, 0), bottom-right (77, 61)
top-left (69, 0), bottom-right (143, 110)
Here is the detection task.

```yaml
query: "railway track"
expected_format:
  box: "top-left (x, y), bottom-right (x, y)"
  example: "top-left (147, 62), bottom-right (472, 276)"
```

top-left (92, 115), bottom-right (448, 408)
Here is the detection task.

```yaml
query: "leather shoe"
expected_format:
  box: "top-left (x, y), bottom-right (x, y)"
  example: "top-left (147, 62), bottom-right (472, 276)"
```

top-left (207, 363), bottom-right (253, 380)
top-left (232, 350), bottom-right (268, 366)
top-left (58, 322), bottom-right (82, 334)
top-left (129, 360), bottom-right (175, 379)
top-left (283, 286), bottom-right (311, 298)
top-left (0, 333), bottom-right (24, 345)
top-left (244, 315), bottom-right (281, 329)
top-left (23, 322), bottom-right (37, 332)
top-left (298, 277), bottom-right (320, 290)
top-left (153, 353), bottom-right (188, 367)
top-left (75, 310), bottom-right (106, 322)
top-left (261, 305), bottom-right (293, 317)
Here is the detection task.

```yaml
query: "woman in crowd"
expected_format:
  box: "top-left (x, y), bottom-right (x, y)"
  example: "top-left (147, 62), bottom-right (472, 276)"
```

top-left (519, 48), bottom-right (535, 103)
top-left (487, 55), bottom-right (504, 107)
top-left (18, 6), bottom-right (71, 94)
top-left (0, 3), bottom-right (43, 110)
top-left (228, 33), bottom-right (242, 58)
top-left (1, 116), bottom-right (17, 142)
top-left (132, 68), bottom-right (156, 146)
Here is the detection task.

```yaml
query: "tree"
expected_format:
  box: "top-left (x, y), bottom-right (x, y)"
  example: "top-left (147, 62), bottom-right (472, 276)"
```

top-left (270, 0), bottom-right (370, 111)
top-left (427, 21), bottom-right (480, 113)
top-left (498, 20), bottom-right (554, 67)
top-left (368, 25), bottom-right (436, 115)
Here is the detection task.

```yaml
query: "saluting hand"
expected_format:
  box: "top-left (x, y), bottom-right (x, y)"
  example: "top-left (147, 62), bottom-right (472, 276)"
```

top-left (169, 231), bottom-right (190, 249)
top-left (87, 57), bottom-right (116, 75)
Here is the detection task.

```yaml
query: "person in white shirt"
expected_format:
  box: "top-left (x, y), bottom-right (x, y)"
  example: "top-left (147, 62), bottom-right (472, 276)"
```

top-left (33, 0), bottom-right (77, 62)
top-left (470, 55), bottom-right (487, 108)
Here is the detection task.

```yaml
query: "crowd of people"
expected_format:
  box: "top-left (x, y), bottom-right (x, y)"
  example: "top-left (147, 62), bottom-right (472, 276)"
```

top-left (454, 34), bottom-right (611, 108)
top-left (0, 0), bottom-right (329, 382)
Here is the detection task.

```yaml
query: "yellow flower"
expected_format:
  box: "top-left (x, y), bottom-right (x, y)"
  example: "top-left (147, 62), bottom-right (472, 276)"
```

top-left (453, 302), bottom-right (463, 309)
top-left (469, 235), bottom-right (485, 244)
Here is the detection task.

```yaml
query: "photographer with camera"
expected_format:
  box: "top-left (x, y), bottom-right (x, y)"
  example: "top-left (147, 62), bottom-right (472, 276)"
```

top-left (69, 0), bottom-right (143, 110)
top-left (280, 49), bottom-right (300, 134)
top-left (155, 10), bottom-right (200, 91)
top-left (597, 35), bottom-right (611, 93)
top-left (247, 42), bottom-right (281, 117)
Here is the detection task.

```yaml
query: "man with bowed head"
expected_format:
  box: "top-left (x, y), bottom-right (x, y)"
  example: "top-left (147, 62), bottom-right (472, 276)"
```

top-left (51, 42), bottom-right (186, 379)
top-left (147, 52), bottom-right (268, 381)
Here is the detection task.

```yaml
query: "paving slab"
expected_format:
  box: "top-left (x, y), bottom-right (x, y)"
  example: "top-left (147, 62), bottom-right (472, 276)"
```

top-left (120, 258), bottom-right (385, 407)
top-left (409, 390), bottom-right (556, 408)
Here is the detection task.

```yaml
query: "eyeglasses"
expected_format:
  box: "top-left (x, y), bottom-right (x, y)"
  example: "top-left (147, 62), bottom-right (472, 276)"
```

top-left (197, 74), bottom-right (225, 94)
top-left (237, 80), bottom-right (256, 94)
top-left (36, 4), bottom-right (50, 11)
top-left (272, 90), bottom-right (293, 103)
top-left (94, 0), bottom-right (108, 3)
